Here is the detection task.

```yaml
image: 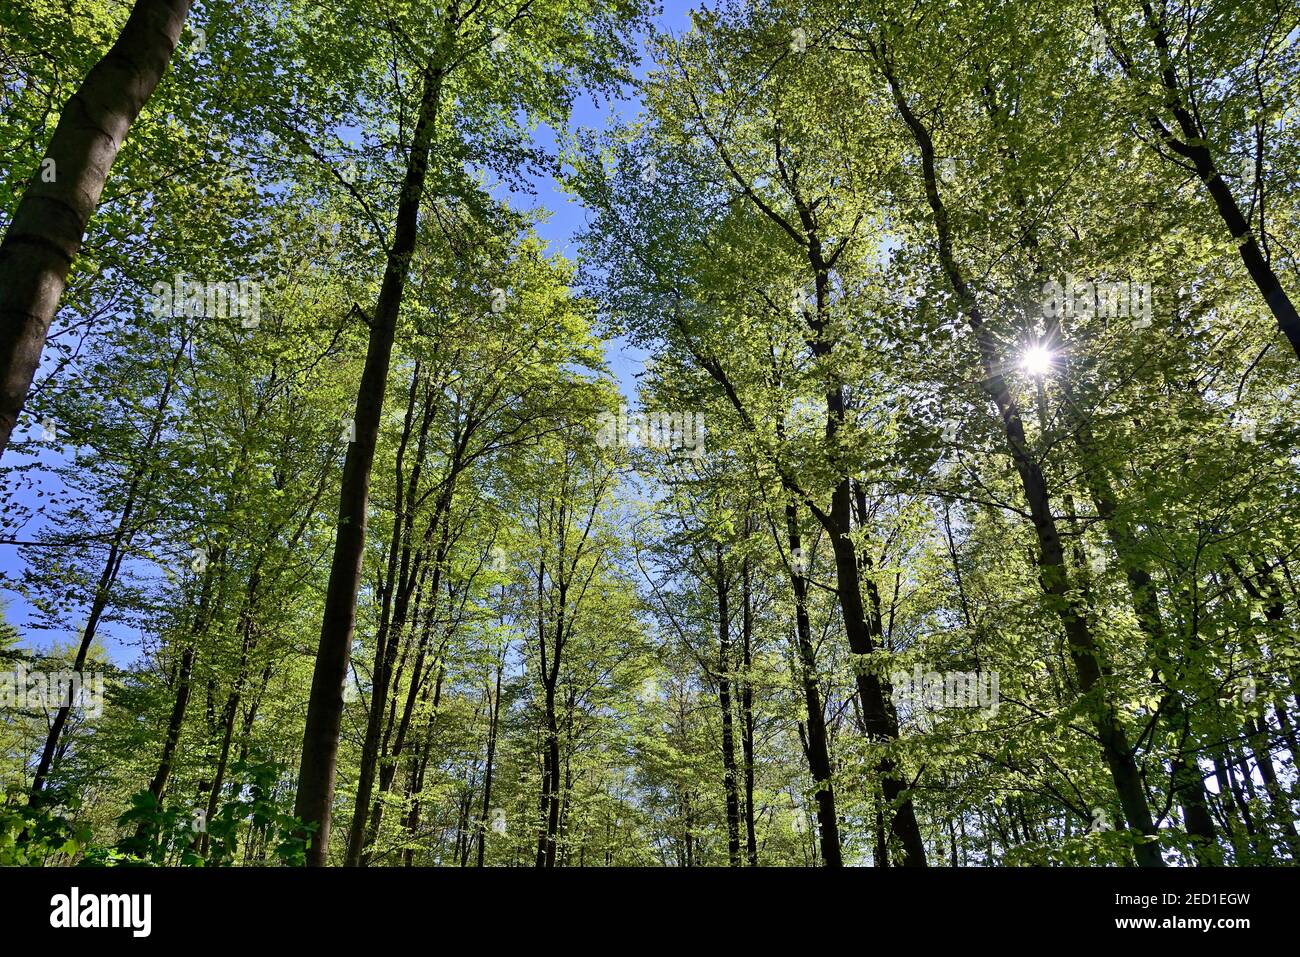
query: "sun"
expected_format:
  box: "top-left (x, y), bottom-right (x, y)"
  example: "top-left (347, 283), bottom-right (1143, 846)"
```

top-left (1020, 345), bottom-right (1053, 377)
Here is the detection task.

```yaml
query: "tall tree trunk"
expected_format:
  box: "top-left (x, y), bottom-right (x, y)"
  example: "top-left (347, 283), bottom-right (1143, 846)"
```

top-left (198, 565), bottom-right (265, 856)
top-left (0, 0), bottom-right (194, 458)
top-left (1245, 716), bottom-right (1300, 860)
top-left (715, 544), bottom-right (742, 866)
top-left (875, 806), bottom-right (889, 867)
top-left (476, 640), bottom-right (504, 867)
top-left (400, 701), bottom-right (441, 867)
top-left (1273, 698), bottom-right (1300, 770)
top-left (399, 762), bottom-right (421, 867)
top-left (879, 50), bottom-right (1164, 865)
top-left (983, 67), bottom-right (1215, 864)
top-left (739, 551), bottom-right (758, 866)
top-left (823, 473), bottom-right (927, 864)
top-left (455, 761), bottom-right (479, 866)
top-left (147, 644), bottom-right (195, 805)
top-left (236, 664), bottom-right (273, 767)
top-left (1077, 451), bottom-right (1220, 863)
top-left (785, 256), bottom-right (926, 864)
top-left (363, 644), bottom-right (444, 864)
top-left (544, 693), bottom-right (562, 867)
top-left (534, 732), bottom-right (552, 868)
top-left (1215, 750), bottom-right (1261, 861)
top-left (558, 740), bottom-right (574, 866)
top-left (677, 63), bottom-right (926, 864)
top-left (360, 534), bottom-right (455, 861)
top-left (536, 681), bottom-right (563, 867)
top-left (344, 372), bottom-right (435, 866)
top-left (682, 788), bottom-right (694, 867)
top-left (785, 503), bottom-right (842, 867)
top-left (788, 236), bottom-right (927, 864)
top-left (294, 63), bottom-right (444, 866)
top-left (142, 553), bottom-right (220, 808)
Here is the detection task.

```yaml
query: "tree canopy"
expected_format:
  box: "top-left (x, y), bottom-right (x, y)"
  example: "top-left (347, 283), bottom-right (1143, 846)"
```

top-left (1, 0), bottom-right (1298, 868)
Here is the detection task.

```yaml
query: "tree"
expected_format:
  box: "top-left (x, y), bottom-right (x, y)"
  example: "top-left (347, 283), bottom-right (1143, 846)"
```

top-left (0, 0), bottom-right (195, 457)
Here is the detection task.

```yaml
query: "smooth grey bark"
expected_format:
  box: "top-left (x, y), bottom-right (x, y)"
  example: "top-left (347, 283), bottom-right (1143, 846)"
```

top-left (0, 0), bottom-right (194, 457)
top-left (294, 62), bottom-right (444, 866)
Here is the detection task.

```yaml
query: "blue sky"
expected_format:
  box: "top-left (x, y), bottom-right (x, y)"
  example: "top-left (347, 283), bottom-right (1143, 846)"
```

top-left (1, 1), bottom-right (699, 663)
top-left (499, 0), bottom-right (697, 401)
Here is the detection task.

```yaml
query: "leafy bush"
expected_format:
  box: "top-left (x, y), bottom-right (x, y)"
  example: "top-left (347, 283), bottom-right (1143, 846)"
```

top-left (85, 754), bottom-right (313, 866)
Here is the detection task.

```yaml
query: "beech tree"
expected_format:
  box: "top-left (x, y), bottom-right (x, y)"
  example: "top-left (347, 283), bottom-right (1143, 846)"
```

top-left (0, 0), bottom-right (195, 457)
top-left (1, 0), bottom-right (1298, 869)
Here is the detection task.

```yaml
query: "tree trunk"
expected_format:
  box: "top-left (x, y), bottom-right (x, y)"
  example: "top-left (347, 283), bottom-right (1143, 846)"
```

top-left (344, 372), bottom-right (435, 866)
top-left (1132, 2), bottom-right (1300, 358)
top-left (544, 698), bottom-right (562, 867)
top-left (715, 544), bottom-right (742, 865)
top-left (985, 59), bottom-right (1215, 862)
top-left (143, 553), bottom-right (220, 806)
top-left (476, 640), bottom-right (504, 866)
top-left (198, 565), bottom-right (264, 856)
top-left (1245, 716), bottom-right (1300, 860)
top-left (880, 53), bottom-right (1163, 865)
top-left (536, 682), bottom-right (563, 867)
top-left (0, 0), bottom-right (194, 458)
top-left (147, 644), bottom-right (195, 804)
top-left (739, 552), bottom-right (758, 866)
top-left (785, 504), bottom-right (843, 867)
top-left (294, 63), bottom-right (444, 866)
top-left (30, 341), bottom-right (183, 798)
top-left (791, 240), bottom-right (927, 865)
top-left (363, 645), bottom-right (443, 864)
top-left (823, 474), bottom-right (928, 865)
top-left (1077, 453), bottom-right (1220, 863)
top-left (875, 807), bottom-right (889, 867)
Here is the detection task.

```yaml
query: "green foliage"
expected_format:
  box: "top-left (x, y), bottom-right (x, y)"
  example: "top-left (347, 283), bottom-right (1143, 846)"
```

top-left (86, 756), bottom-right (313, 867)
top-left (0, 791), bottom-right (92, 866)
top-left (2, 0), bottom-right (1298, 868)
